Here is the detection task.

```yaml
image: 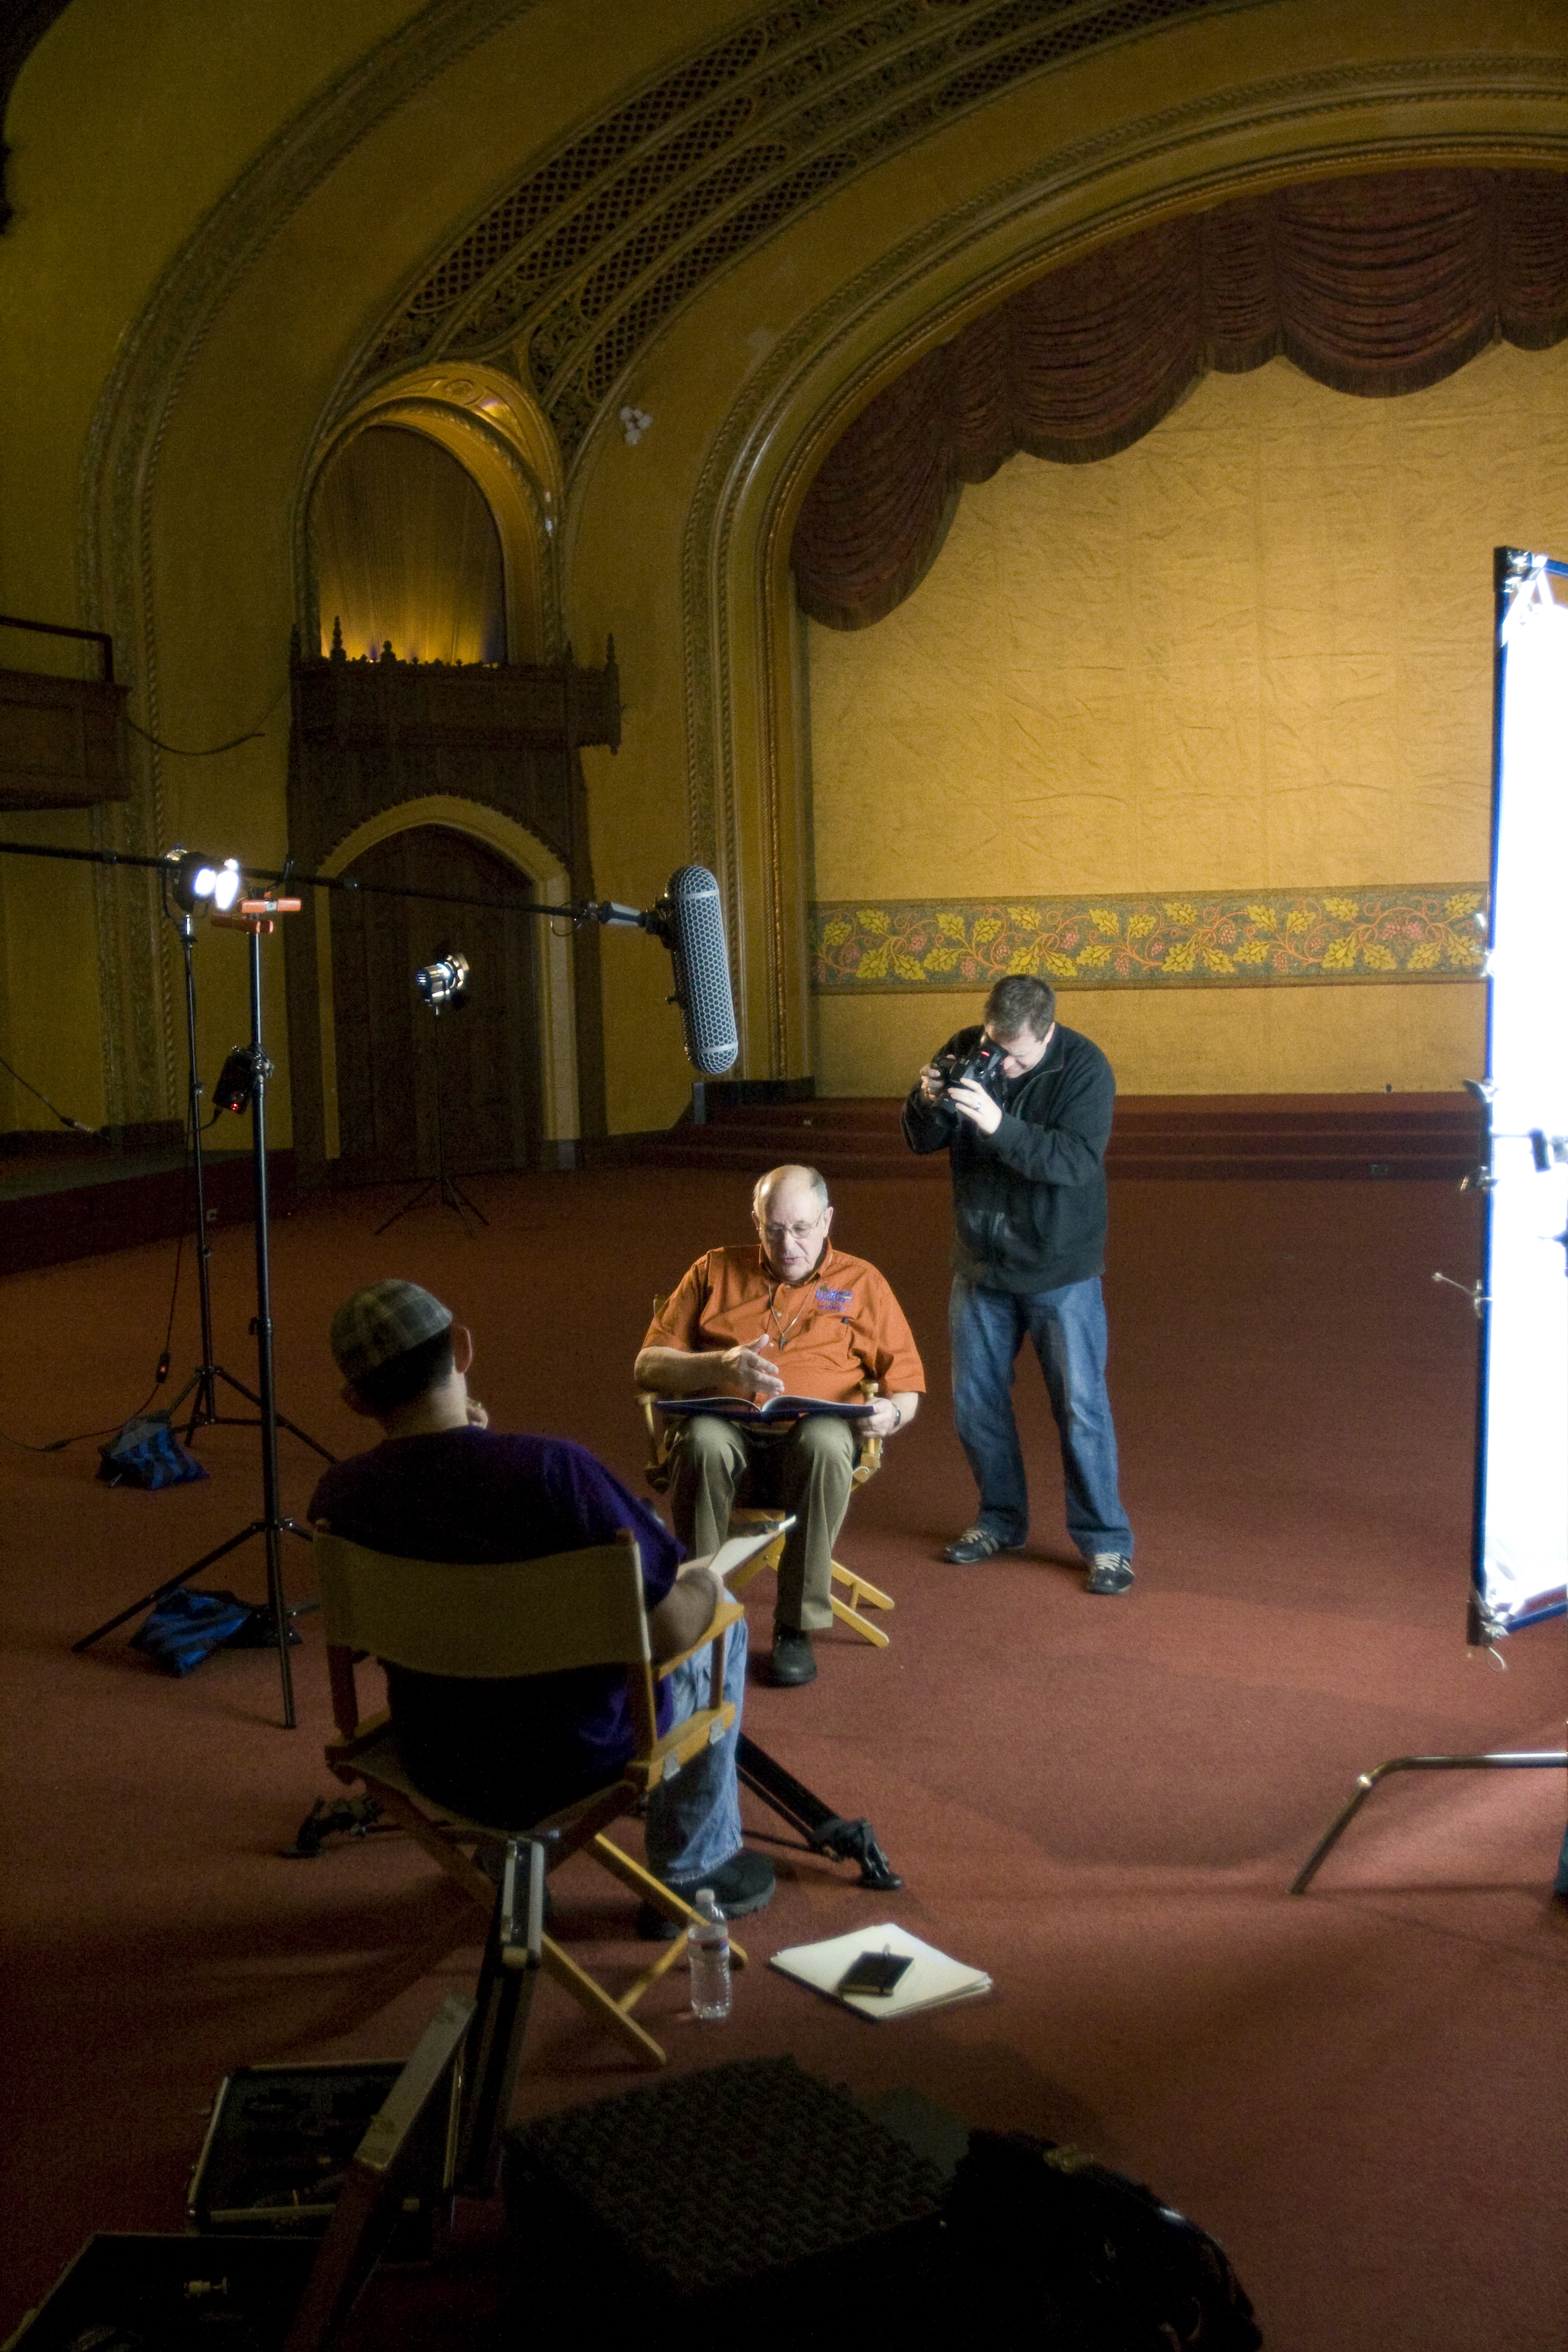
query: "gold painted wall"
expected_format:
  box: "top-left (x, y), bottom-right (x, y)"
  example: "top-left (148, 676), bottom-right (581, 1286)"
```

top-left (802, 344), bottom-right (1568, 1093)
top-left (2, 0), bottom-right (1564, 1140)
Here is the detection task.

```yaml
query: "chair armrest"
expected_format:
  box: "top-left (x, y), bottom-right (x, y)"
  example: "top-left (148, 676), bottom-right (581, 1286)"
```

top-left (854, 1376), bottom-right (884, 1482)
top-left (635, 1699), bottom-right (739, 1785)
top-left (639, 1389), bottom-right (675, 1494)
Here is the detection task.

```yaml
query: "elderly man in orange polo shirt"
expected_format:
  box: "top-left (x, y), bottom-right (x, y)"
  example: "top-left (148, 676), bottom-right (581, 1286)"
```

top-left (636, 1164), bottom-right (924, 1687)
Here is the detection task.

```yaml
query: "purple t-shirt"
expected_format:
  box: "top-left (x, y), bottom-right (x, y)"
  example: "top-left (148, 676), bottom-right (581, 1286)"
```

top-left (309, 1428), bottom-right (681, 1825)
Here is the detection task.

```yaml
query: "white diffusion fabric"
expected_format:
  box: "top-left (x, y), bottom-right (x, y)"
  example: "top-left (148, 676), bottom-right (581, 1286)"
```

top-left (1478, 572), bottom-right (1568, 1634)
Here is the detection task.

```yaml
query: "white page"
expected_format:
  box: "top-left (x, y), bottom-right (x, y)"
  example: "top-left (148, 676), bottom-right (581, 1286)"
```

top-left (694, 1520), bottom-right (796, 1584)
top-left (769, 1921), bottom-right (991, 2020)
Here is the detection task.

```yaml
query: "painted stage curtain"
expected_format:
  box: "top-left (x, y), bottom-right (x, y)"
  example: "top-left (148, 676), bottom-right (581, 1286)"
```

top-left (792, 169), bottom-right (1568, 630)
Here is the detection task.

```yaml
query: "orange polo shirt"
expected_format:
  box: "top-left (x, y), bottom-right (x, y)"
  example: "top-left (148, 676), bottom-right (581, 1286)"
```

top-left (644, 1243), bottom-right (925, 1404)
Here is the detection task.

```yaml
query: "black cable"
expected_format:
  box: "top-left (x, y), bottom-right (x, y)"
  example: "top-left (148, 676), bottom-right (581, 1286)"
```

top-left (122, 677), bottom-right (289, 759)
top-left (0, 1084), bottom-right (197, 1454)
top-left (0, 1050), bottom-right (98, 1135)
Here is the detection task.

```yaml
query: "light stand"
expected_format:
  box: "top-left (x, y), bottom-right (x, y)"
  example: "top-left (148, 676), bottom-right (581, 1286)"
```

top-left (159, 875), bottom-right (331, 1461)
top-left (376, 952), bottom-right (488, 1240)
top-left (74, 900), bottom-right (312, 1726)
top-left (1293, 547), bottom-right (1568, 1894)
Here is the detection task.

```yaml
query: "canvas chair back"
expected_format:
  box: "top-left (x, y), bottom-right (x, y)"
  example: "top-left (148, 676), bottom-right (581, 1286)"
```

top-left (314, 1527), bottom-right (652, 1678)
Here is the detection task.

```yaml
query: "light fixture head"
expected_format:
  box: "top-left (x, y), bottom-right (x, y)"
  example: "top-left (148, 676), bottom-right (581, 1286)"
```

top-left (169, 848), bottom-right (242, 915)
top-left (413, 950), bottom-right (469, 1007)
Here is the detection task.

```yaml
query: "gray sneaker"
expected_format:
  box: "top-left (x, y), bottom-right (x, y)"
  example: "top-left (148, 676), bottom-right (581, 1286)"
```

top-left (1086, 1552), bottom-right (1135, 1596)
top-left (942, 1525), bottom-right (1024, 1566)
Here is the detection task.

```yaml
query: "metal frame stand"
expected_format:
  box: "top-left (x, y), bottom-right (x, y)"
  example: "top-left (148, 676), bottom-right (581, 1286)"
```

top-left (1290, 1749), bottom-right (1568, 1893)
top-left (74, 918), bottom-right (312, 1725)
top-left (375, 998), bottom-right (488, 1240)
top-left (162, 906), bottom-right (331, 1460)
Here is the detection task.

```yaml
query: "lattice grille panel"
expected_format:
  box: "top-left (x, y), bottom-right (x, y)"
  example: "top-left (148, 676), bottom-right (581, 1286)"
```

top-left (364, 0), bottom-right (1256, 452)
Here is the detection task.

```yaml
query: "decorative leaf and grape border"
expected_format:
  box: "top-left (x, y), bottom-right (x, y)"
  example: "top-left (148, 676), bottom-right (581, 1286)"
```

top-left (809, 889), bottom-right (1487, 990)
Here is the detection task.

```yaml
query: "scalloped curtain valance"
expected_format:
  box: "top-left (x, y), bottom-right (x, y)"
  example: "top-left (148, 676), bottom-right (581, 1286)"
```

top-left (791, 168), bottom-right (1568, 631)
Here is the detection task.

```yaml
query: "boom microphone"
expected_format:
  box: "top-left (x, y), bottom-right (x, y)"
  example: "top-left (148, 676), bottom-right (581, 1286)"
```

top-left (659, 864), bottom-right (739, 1075)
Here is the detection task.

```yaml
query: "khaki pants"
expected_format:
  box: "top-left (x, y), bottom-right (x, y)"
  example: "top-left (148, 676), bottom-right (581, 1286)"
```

top-left (669, 1413), bottom-right (857, 1633)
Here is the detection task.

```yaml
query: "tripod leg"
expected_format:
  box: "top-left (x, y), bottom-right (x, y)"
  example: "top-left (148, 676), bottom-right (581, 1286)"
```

top-left (206, 1365), bottom-right (335, 1462)
top-left (374, 1179), bottom-right (438, 1236)
top-left (73, 1521), bottom-right (266, 1650)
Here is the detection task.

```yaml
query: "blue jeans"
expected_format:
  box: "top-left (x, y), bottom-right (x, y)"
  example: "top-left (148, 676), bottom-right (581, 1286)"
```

top-left (949, 1274), bottom-right (1132, 1558)
top-left (643, 1615), bottom-right (747, 1885)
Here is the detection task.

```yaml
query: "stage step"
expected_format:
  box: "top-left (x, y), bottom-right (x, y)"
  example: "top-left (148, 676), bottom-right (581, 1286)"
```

top-left (633, 1094), bottom-right (1481, 1181)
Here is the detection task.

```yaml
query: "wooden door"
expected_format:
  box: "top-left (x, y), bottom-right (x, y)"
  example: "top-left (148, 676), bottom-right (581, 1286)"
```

top-left (330, 826), bottom-right (541, 1185)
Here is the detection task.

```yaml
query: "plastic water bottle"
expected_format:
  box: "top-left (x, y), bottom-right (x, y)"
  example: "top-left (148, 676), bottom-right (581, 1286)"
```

top-left (688, 1887), bottom-right (732, 2020)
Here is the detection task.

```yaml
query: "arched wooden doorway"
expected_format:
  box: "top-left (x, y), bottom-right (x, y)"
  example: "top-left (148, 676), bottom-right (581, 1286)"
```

top-left (330, 825), bottom-right (542, 1187)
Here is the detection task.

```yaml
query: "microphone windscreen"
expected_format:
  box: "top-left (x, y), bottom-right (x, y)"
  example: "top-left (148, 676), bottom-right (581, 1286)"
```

top-left (668, 864), bottom-right (739, 1075)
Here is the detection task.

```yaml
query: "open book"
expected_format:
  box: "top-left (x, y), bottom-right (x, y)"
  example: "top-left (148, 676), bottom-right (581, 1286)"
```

top-left (656, 1395), bottom-right (874, 1423)
top-left (769, 1922), bottom-right (992, 2020)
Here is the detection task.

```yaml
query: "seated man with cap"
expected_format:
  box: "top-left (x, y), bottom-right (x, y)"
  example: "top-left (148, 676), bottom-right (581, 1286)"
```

top-left (309, 1279), bottom-right (774, 1929)
top-left (635, 1164), bottom-right (924, 1689)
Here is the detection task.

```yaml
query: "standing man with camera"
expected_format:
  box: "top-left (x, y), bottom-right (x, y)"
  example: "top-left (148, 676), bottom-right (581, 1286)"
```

top-left (901, 973), bottom-right (1135, 1595)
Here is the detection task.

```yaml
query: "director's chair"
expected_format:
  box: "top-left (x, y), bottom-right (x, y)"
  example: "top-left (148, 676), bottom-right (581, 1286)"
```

top-left (315, 1524), bottom-right (748, 2069)
top-left (639, 1303), bottom-right (896, 1646)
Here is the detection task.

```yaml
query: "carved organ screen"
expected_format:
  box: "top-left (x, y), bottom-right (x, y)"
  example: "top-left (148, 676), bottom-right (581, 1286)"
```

top-left (313, 425), bottom-right (505, 665)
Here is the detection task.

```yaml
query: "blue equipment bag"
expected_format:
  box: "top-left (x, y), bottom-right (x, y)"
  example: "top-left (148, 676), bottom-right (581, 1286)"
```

top-left (96, 1413), bottom-right (207, 1490)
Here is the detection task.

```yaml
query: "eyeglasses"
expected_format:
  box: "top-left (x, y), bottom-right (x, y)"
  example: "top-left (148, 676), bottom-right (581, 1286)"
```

top-left (757, 1214), bottom-right (826, 1244)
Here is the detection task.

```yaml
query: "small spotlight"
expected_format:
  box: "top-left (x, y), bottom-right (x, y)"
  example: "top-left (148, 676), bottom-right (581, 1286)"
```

top-left (170, 849), bottom-right (242, 915)
top-left (413, 951), bottom-right (469, 1007)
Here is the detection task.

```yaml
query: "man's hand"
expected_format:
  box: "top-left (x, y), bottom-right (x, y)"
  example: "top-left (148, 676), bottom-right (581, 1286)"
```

top-left (716, 1343), bottom-right (786, 1400)
top-left (635, 1341), bottom-right (784, 1400)
top-left (917, 1061), bottom-right (948, 1103)
top-left (861, 1390), bottom-right (919, 1439)
top-left (946, 1076), bottom-right (1003, 1135)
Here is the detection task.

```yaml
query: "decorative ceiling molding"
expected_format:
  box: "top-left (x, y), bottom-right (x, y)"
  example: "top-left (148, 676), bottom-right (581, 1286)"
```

top-left (354, 0), bottom-right (1276, 462)
top-left (675, 51), bottom-right (1568, 1070)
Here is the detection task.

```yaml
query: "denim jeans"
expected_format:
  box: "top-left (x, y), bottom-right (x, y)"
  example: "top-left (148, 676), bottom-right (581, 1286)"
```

top-left (643, 1614), bottom-right (747, 1884)
top-left (949, 1273), bottom-right (1132, 1558)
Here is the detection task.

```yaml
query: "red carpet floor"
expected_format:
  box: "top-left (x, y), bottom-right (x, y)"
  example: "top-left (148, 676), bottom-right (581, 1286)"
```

top-left (1, 1167), bottom-right (1564, 2348)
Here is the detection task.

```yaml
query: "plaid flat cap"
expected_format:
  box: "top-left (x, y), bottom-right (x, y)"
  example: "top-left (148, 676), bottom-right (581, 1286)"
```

top-left (330, 1280), bottom-right (452, 1386)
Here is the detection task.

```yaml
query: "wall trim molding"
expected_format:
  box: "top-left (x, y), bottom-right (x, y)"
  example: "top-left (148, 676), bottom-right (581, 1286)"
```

top-left (810, 888), bottom-right (1490, 991)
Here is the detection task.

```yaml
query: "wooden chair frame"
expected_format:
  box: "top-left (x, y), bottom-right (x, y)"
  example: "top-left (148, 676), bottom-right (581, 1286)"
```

top-left (639, 1381), bottom-right (895, 1647)
top-left (315, 1526), bottom-right (748, 2068)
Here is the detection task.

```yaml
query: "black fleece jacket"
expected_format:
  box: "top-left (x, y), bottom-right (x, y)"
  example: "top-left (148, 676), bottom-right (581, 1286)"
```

top-left (900, 1022), bottom-right (1115, 1292)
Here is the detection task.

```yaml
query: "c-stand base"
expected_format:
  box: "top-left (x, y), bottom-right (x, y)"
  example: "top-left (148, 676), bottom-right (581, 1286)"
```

top-left (165, 1358), bottom-right (335, 1460)
top-left (737, 1733), bottom-right (903, 1889)
top-left (73, 1515), bottom-right (317, 1728)
top-left (374, 1171), bottom-right (488, 1240)
top-left (1290, 1748), bottom-right (1568, 1893)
